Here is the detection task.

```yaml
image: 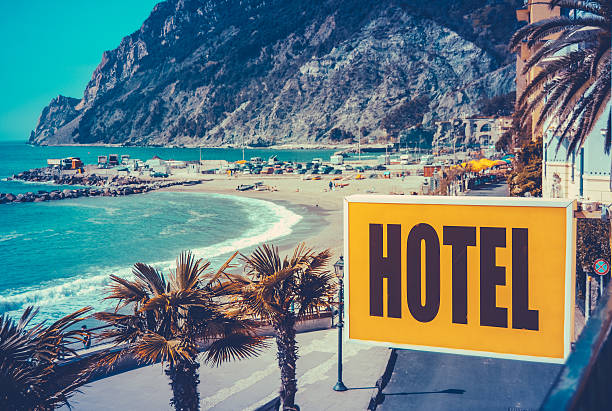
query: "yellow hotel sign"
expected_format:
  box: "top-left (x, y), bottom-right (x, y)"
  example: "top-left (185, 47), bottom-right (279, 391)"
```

top-left (344, 195), bottom-right (575, 363)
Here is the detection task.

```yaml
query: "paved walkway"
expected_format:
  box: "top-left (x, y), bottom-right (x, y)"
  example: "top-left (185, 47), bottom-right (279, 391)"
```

top-left (64, 329), bottom-right (389, 410)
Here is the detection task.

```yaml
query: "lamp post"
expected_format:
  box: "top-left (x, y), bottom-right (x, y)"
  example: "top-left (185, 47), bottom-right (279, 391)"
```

top-left (333, 256), bottom-right (348, 392)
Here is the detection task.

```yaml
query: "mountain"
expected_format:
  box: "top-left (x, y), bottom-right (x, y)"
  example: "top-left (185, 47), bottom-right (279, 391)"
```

top-left (29, 0), bottom-right (522, 146)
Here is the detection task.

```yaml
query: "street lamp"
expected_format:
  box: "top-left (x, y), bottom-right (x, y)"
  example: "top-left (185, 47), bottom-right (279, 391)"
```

top-left (333, 256), bottom-right (348, 392)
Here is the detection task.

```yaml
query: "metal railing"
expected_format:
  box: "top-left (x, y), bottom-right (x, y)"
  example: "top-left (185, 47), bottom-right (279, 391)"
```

top-left (541, 283), bottom-right (612, 410)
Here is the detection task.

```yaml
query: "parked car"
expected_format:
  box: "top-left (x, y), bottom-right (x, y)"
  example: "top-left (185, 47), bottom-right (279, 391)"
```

top-left (332, 169), bottom-right (342, 175)
top-left (273, 169), bottom-right (283, 174)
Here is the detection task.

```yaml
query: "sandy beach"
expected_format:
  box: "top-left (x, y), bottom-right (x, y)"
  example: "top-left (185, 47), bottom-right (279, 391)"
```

top-left (163, 173), bottom-right (426, 258)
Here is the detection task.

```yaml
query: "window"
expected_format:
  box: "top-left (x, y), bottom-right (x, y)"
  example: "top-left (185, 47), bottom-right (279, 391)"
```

top-left (480, 123), bottom-right (491, 132)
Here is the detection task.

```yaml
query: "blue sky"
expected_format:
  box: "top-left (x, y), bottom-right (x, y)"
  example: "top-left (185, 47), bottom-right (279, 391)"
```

top-left (0, 0), bottom-right (161, 142)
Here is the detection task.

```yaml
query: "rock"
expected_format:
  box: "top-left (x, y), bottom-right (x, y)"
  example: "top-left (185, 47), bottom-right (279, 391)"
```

top-left (27, 0), bottom-right (517, 146)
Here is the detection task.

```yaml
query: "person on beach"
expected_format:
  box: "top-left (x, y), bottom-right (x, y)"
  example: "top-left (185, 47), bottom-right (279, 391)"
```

top-left (82, 325), bottom-right (91, 349)
top-left (329, 181), bottom-right (333, 191)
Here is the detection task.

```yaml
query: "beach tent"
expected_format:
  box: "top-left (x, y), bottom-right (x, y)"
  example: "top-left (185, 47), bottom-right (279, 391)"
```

top-left (235, 160), bottom-right (248, 164)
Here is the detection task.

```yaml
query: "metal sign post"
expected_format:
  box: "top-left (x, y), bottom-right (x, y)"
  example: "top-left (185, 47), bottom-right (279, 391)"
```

top-left (585, 275), bottom-right (590, 322)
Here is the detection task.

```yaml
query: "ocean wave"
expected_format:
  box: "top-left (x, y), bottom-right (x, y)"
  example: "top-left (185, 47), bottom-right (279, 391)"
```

top-left (0, 232), bottom-right (24, 242)
top-left (0, 194), bottom-right (302, 320)
top-left (0, 272), bottom-right (115, 314)
top-left (190, 194), bottom-right (302, 258)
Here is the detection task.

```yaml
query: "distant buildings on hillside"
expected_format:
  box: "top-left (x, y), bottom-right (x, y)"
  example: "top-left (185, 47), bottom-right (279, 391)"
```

top-left (432, 116), bottom-right (512, 150)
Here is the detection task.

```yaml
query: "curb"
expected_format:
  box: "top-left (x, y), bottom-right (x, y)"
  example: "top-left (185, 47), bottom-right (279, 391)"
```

top-left (367, 348), bottom-right (397, 410)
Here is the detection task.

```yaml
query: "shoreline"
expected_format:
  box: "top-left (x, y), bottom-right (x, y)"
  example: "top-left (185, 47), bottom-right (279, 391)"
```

top-left (0, 187), bottom-right (338, 325)
top-left (164, 182), bottom-right (345, 258)
top-left (21, 141), bottom-right (354, 150)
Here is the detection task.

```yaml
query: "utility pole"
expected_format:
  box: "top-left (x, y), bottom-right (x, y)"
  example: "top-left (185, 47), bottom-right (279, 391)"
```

top-left (358, 129), bottom-right (361, 161)
top-left (242, 134), bottom-right (245, 162)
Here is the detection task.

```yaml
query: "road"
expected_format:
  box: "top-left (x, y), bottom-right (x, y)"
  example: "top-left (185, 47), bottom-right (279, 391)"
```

top-left (465, 181), bottom-right (510, 197)
top-left (378, 350), bottom-right (561, 411)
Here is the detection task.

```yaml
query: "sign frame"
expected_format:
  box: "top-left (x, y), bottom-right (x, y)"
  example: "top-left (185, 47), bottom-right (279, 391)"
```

top-left (343, 195), bottom-right (576, 364)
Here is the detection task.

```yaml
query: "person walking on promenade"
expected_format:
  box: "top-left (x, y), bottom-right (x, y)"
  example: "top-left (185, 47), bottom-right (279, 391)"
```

top-left (82, 325), bottom-right (91, 349)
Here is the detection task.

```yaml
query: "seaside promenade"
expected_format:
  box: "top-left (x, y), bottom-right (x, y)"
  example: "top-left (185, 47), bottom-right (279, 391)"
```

top-left (63, 329), bottom-right (390, 410)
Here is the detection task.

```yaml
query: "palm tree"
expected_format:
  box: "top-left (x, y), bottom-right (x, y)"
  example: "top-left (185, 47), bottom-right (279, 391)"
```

top-left (0, 306), bottom-right (92, 410)
top-left (93, 251), bottom-right (264, 411)
top-left (234, 243), bottom-right (336, 411)
top-left (510, 0), bottom-right (611, 154)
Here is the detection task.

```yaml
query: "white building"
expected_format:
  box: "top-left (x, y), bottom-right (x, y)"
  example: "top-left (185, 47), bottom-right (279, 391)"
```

top-left (543, 102), bottom-right (611, 202)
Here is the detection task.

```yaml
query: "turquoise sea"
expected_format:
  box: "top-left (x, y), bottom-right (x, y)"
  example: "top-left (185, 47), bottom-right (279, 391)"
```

top-left (0, 142), bottom-right (332, 321)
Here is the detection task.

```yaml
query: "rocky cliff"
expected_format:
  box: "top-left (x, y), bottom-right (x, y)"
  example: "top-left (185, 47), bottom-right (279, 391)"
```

top-left (29, 0), bottom-right (521, 146)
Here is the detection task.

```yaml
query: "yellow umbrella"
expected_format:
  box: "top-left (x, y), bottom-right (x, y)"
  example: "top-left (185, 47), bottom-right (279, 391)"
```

top-left (236, 160), bottom-right (247, 164)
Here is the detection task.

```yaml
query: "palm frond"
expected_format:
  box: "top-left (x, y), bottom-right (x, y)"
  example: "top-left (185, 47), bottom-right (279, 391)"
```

top-left (205, 251), bottom-right (240, 286)
top-left (132, 262), bottom-right (167, 296)
top-left (510, 0), bottom-right (610, 154)
top-left (170, 251), bottom-right (208, 292)
top-left (204, 333), bottom-right (266, 367)
top-left (105, 274), bottom-right (149, 310)
top-left (134, 332), bottom-right (196, 366)
top-left (550, 1), bottom-right (606, 16)
top-left (296, 272), bottom-right (336, 319)
top-left (242, 243), bottom-right (283, 278)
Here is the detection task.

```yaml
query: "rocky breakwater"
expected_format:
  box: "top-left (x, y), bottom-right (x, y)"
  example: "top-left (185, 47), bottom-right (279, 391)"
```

top-left (0, 168), bottom-right (194, 205)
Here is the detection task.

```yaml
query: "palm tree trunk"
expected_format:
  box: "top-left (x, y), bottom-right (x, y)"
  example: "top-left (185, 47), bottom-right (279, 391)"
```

top-left (275, 315), bottom-right (299, 411)
top-left (165, 360), bottom-right (200, 411)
